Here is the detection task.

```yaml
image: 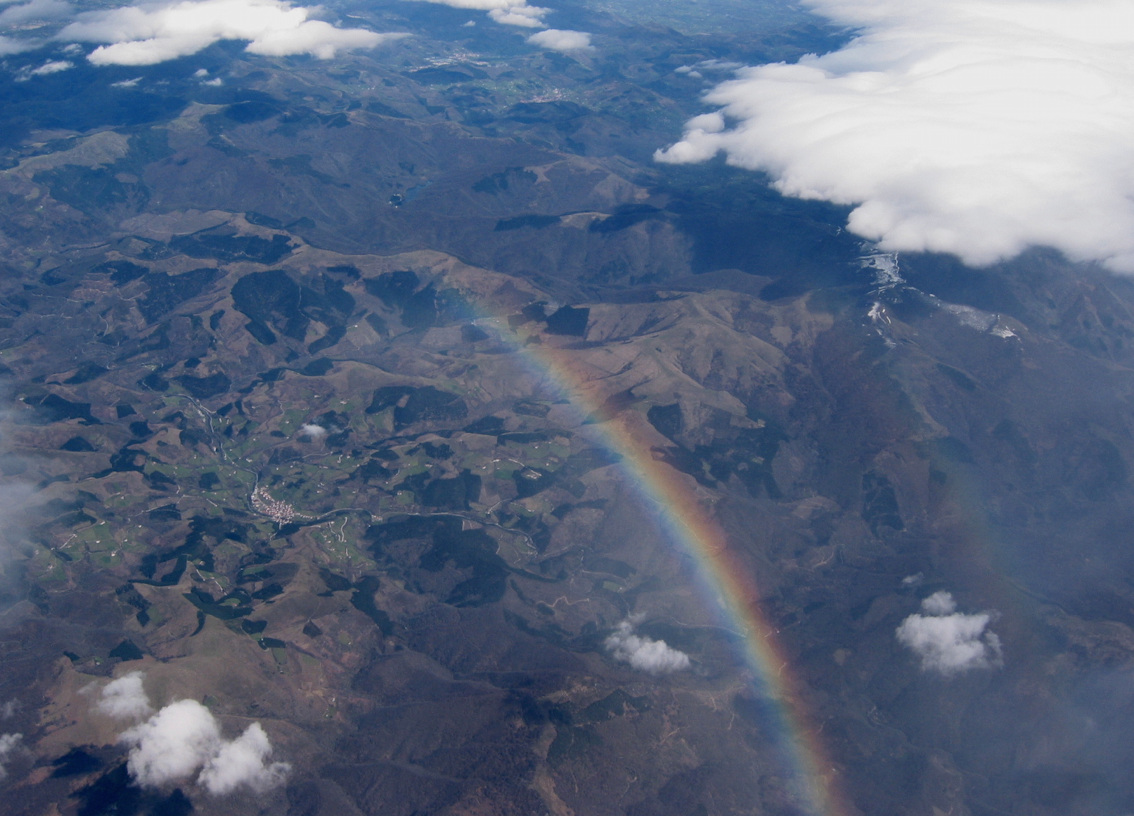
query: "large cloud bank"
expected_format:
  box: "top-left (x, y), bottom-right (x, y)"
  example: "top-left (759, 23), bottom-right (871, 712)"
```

top-left (896, 591), bottom-right (1003, 676)
top-left (98, 672), bottom-right (289, 795)
top-left (59, 0), bottom-right (396, 65)
top-left (605, 618), bottom-right (691, 674)
top-left (657, 0), bottom-right (1134, 272)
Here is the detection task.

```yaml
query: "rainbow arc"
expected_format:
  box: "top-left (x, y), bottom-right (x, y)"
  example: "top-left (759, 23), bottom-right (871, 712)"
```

top-left (475, 313), bottom-right (851, 816)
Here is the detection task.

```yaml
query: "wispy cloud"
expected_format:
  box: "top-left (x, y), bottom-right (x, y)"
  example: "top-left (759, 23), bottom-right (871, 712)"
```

top-left (657, 0), bottom-right (1134, 272)
top-left (0, 0), bottom-right (71, 25)
top-left (0, 733), bottom-right (22, 780)
top-left (674, 58), bottom-right (743, 80)
top-left (59, 0), bottom-right (400, 66)
top-left (896, 591), bottom-right (1003, 676)
top-left (0, 35), bottom-right (36, 55)
top-left (0, 406), bottom-right (36, 584)
top-left (406, 0), bottom-right (530, 11)
top-left (605, 617), bottom-right (691, 674)
top-left (407, 0), bottom-right (551, 27)
top-left (407, 0), bottom-right (593, 46)
top-left (28, 58), bottom-right (71, 74)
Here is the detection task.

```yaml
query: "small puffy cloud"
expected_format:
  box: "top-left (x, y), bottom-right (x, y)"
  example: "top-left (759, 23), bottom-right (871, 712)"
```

top-left (487, 5), bottom-right (548, 27)
top-left (919, 590), bottom-right (956, 616)
top-left (122, 700), bottom-right (221, 787)
top-left (59, 0), bottom-right (397, 66)
top-left (98, 671), bottom-right (154, 720)
top-left (298, 423), bottom-right (326, 438)
top-left (656, 0), bottom-right (1134, 273)
top-left (198, 722), bottom-right (290, 794)
top-left (99, 673), bottom-right (289, 794)
top-left (0, 733), bottom-right (22, 780)
top-left (527, 28), bottom-right (592, 53)
top-left (605, 618), bottom-right (690, 674)
top-left (896, 591), bottom-right (1003, 676)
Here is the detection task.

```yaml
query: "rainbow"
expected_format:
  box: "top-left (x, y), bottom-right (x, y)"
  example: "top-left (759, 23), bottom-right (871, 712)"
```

top-left (480, 314), bottom-right (851, 816)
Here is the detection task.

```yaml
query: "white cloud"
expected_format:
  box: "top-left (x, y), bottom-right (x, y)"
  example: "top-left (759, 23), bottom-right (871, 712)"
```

top-left (122, 700), bottom-right (222, 787)
top-left (0, 410), bottom-right (35, 573)
top-left (527, 28), bottom-right (592, 53)
top-left (246, 19), bottom-right (404, 59)
top-left (656, 0), bottom-right (1134, 273)
top-left (59, 0), bottom-right (397, 66)
top-left (919, 590), bottom-right (958, 615)
top-left (0, 35), bottom-right (34, 56)
top-left (98, 671), bottom-right (154, 720)
top-left (98, 673), bottom-right (289, 794)
top-left (0, 0), bottom-right (71, 24)
top-left (487, 5), bottom-right (548, 27)
top-left (896, 591), bottom-right (1003, 676)
top-left (676, 58), bottom-right (741, 77)
top-left (298, 423), bottom-right (326, 437)
top-left (407, 0), bottom-right (555, 31)
top-left (605, 618), bottom-right (691, 674)
top-left (198, 722), bottom-right (290, 794)
top-left (0, 733), bottom-right (21, 780)
top-left (406, 0), bottom-right (525, 9)
top-left (29, 59), bottom-right (71, 74)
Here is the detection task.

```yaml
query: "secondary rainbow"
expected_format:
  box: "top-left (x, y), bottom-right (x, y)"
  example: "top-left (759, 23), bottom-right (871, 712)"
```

top-left (483, 316), bottom-right (851, 816)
